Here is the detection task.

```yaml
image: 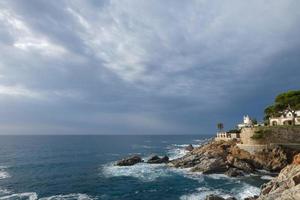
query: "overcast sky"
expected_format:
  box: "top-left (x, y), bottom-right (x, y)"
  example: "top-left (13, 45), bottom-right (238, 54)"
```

top-left (0, 0), bottom-right (299, 135)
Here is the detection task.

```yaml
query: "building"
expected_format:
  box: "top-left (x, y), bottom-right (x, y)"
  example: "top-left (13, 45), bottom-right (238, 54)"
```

top-left (269, 109), bottom-right (300, 126)
top-left (237, 115), bottom-right (253, 129)
top-left (215, 132), bottom-right (240, 141)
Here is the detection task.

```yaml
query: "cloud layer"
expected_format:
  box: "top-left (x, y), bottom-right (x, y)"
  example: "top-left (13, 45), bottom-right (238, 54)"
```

top-left (0, 0), bottom-right (300, 134)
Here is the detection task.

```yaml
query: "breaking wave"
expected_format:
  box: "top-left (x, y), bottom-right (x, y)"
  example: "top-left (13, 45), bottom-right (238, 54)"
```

top-left (0, 167), bottom-right (10, 180)
top-left (0, 193), bottom-right (94, 200)
top-left (180, 183), bottom-right (260, 200)
top-left (102, 162), bottom-right (170, 182)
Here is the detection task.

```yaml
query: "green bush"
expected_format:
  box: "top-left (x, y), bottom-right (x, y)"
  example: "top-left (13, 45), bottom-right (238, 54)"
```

top-left (251, 129), bottom-right (271, 140)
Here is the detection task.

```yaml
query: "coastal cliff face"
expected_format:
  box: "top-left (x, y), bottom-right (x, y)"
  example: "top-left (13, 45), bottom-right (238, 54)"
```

top-left (169, 140), bottom-right (299, 175)
top-left (256, 154), bottom-right (300, 200)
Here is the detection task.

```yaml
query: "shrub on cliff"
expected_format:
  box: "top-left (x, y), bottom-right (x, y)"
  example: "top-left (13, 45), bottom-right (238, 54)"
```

top-left (251, 128), bottom-right (271, 140)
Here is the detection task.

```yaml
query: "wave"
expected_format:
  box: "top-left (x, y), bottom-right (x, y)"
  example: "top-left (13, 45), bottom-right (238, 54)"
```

top-left (180, 182), bottom-right (260, 200)
top-left (260, 175), bottom-right (274, 180)
top-left (0, 192), bottom-right (38, 200)
top-left (0, 193), bottom-right (93, 200)
top-left (180, 187), bottom-right (231, 200)
top-left (101, 162), bottom-right (171, 182)
top-left (0, 167), bottom-right (10, 180)
top-left (232, 184), bottom-right (260, 199)
top-left (39, 193), bottom-right (93, 200)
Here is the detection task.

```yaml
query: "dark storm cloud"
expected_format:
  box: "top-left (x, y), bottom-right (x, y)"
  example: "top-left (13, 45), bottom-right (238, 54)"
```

top-left (0, 0), bottom-right (300, 134)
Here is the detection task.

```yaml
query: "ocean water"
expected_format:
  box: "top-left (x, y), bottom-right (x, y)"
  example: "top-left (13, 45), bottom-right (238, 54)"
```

top-left (0, 135), bottom-right (270, 200)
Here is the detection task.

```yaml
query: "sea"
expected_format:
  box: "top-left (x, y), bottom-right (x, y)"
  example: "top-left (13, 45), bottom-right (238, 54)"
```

top-left (0, 135), bottom-right (273, 200)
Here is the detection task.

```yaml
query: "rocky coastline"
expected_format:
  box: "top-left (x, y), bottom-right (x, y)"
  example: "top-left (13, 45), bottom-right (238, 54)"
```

top-left (116, 138), bottom-right (300, 199)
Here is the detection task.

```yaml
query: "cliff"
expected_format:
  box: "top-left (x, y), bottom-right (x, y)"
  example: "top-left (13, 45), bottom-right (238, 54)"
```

top-left (256, 153), bottom-right (300, 200)
top-left (169, 139), bottom-right (300, 175)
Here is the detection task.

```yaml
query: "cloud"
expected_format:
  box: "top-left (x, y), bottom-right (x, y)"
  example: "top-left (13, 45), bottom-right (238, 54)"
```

top-left (0, 0), bottom-right (299, 134)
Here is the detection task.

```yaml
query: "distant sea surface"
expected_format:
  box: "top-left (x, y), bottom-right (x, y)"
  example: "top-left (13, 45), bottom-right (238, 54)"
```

top-left (0, 135), bottom-right (270, 200)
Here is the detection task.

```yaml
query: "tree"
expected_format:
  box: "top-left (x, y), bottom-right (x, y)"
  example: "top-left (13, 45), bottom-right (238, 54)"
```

top-left (264, 90), bottom-right (300, 123)
top-left (252, 118), bottom-right (258, 125)
top-left (217, 123), bottom-right (224, 132)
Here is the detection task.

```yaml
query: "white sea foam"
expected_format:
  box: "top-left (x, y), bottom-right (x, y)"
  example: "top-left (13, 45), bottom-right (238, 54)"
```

top-left (260, 175), bottom-right (274, 180)
top-left (207, 173), bottom-right (233, 180)
top-left (180, 187), bottom-right (230, 200)
top-left (0, 192), bottom-right (38, 200)
top-left (102, 162), bottom-right (170, 182)
top-left (0, 193), bottom-right (94, 200)
top-left (166, 143), bottom-right (201, 160)
top-left (233, 184), bottom-right (260, 199)
top-left (39, 193), bottom-right (93, 200)
top-left (0, 167), bottom-right (10, 180)
top-left (0, 188), bottom-right (11, 196)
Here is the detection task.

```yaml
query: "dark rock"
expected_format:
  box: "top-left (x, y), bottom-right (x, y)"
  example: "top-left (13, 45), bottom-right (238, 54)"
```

top-left (191, 157), bottom-right (228, 174)
top-left (205, 194), bottom-right (225, 200)
top-left (185, 144), bottom-right (194, 151)
top-left (147, 155), bottom-right (169, 164)
top-left (243, 195), bottom-right (258, 200)
top-left (232, 158), bottom-right (254, 173)
top-left (226, 197), bottom-right (237, 200)
top-left (225, 168), bottom-right (244, 177)
top-left (116, 155), bottom-right (142, 166)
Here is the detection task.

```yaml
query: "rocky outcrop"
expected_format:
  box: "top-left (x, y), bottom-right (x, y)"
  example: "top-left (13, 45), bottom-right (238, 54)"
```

top-left (185, 144), bottom-right (194, 151)
top-left (147, 155), bottom-right (169, 164)
top-left (225, 168), bottom-right (244, 177)
top-left (255, 155), bottom-right (300, 200)
top-left (205, 194), bottom-right (225, 200)
top-left (170, 140), bottom-right (300, 175)
top-left (116, 155), bottom-right (143, 166)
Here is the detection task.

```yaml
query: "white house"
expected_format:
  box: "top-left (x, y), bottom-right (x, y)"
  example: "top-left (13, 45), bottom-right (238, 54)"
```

top-left (215, 132), bottom-right (240, 141)
top-left (269, 109), bottom-right (300, 126)
top-left (237, 115), bottom-right (253, 129)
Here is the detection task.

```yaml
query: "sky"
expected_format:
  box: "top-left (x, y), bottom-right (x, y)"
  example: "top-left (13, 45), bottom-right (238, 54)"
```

top-left (0, 0), bottom-right (300, 135)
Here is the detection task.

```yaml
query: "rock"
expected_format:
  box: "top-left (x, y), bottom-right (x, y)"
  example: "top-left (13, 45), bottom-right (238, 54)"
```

top-left (191, 157), bottom-right (228, 174)
top-left (185, 144), bottom-right (194, 151)
top-left (226, 197), bottom-right (237, 200)
top-left (293, 153), bottom-right (300, 165)
top-left (116, 155), bottom-right (142, 166)
top-left (231, 158), bottom-right (254, 173)
top-left (170, 154), bottom-right (202, 168)
top-left (244, 196), bottom-right (258, 200)
top-left (257, 164), bottom-right (300, 199)
top-left (147, 155), bottom-right (169, 164)
top-left (225, 168), bottom-right (244, 177)
top-left (205, 194), bottom-right (225, 200)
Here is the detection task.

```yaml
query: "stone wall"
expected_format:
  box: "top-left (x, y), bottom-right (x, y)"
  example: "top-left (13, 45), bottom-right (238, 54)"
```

top-left (240, 126), bottom-right (300, 145)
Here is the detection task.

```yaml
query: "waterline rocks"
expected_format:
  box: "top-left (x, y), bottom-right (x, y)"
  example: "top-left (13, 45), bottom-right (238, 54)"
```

top-left (224, 168), bottom-right (244, 177)
top-left (255, 157), bottom-right (300, 199)
top-left (169, 139), bottom-right (300, 176)
top-left (185, 144), bottom-right (194, 151)
top-left (147, 155), bottom-right (169, 164)
top-left (116, 155), bottom-right (143, 166)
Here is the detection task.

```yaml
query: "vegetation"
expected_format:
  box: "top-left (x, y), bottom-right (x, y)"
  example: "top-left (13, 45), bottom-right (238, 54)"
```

top-left (227, 129), bottom-right (241, 133)
top-left (264, 90), bottom-right (300, 123)
top-left (251, 128), bottom-right (272, 140)
top-left (252, 118), bottom-right (258, 125)
top-left (217, 123), bottom-right (224, 131)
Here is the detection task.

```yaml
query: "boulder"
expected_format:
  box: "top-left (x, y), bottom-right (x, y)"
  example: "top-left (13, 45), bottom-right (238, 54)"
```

top-left (147, 155), bottom-right (169, 164)
top-left (244, 196), bottom-right (258, 200)
top-left (185, 144), bottom-right (194, 151)
top-left (191, 157), bottom-right (228, 174)
top-left (231, 158), bottom-right (254, 173)
top-left (116, 155), bottom-right (142, 166)
top-left (225, 168), bottom-right (244, 177)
